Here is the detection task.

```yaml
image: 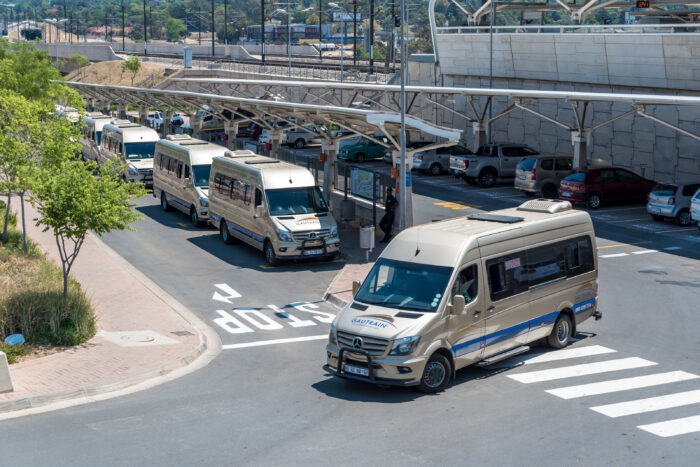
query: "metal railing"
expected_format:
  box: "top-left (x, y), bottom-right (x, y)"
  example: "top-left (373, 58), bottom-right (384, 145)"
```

top-left (141, 56), bottom-right (393, 84)
top-left (436, 23), bottom-right (700, 35)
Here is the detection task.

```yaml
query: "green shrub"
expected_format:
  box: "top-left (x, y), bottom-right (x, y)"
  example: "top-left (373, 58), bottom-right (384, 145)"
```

top-left (0, 343), bottom-right (31, 364)
top-left (0, 199), bottom-right (17, 229)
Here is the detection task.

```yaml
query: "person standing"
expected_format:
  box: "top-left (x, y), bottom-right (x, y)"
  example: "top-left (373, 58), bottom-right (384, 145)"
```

top-left (379, 187), bottom-right (398, 243)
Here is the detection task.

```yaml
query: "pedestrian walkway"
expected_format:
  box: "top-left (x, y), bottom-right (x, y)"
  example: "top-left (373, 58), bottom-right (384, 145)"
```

top-left (0, 201), bottom-right (219, 416)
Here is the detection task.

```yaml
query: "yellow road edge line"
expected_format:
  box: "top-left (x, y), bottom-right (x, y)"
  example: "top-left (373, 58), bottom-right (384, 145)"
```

top-left (597, 241), bottom-right (653, 249)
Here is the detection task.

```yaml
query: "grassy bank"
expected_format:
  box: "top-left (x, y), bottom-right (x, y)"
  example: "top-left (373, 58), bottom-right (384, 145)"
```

top-left (0, 200), bottom-right (96, 361)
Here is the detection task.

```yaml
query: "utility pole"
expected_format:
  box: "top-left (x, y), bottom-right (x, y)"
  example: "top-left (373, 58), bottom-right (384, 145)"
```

top-left (224, 0), bottom-right (228, 45)
top-left (352, 0), bottom-right (357, 66)
top-left (369, 0), bottom-right (374, 73)
top-left (143, 0), bottom-right (147, 55)
top-left (69, 10), bottom-right (73, 44)
top-left (319, 0), bottom-right (323, 61)
top-left (399, 0), bottom-right (407, 229)
top-left (211, 0), bottom-right (215, 57)
top-left (122, 0), bottom-right (125, 51)
top-left (198, 9), bottom-right (201, 45)
top-left (260, 0), bottom-right (265, 66)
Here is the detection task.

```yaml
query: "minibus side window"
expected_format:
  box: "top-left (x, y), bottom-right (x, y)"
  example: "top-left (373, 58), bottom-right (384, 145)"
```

top-left (522, 244), bottom-right (565, 288)
top-left (184, 165), bottom-right (190, 179)
top-left (254, 188), bottom-right (262, 207)
top-left (564, 236), bottom-right (595, 277)
top-left (450, 265), bottom-right (478, 304)
top-left (176, 162), bottom-right (183, 179)
top-left (486, 253), bottom-right (527, 301)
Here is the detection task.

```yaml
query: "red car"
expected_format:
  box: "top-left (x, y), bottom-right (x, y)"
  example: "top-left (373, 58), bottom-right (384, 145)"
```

top-left (558, 167), bottom-right (656, 209)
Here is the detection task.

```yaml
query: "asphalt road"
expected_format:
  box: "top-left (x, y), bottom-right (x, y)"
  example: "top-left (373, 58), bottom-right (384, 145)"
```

top-left (1, 158), bottom-right (699, 465)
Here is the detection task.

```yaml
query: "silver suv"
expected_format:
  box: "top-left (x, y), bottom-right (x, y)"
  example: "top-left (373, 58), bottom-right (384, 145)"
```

top-left (515, 156), bottom-right (574, 198)
top-left (691, 187), bottom-right (700, 232)
top-left (647, 182), bottom-right (700, 226)
top-left (413, 145), bottom-right (473, 176)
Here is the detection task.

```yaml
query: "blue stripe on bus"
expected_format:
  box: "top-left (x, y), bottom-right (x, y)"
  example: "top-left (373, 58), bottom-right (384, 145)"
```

top-left (210, 210), bottom-right (264, 244)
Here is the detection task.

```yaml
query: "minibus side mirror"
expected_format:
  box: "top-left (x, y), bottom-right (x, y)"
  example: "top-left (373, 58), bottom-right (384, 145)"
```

top-left (452, 295), bottom-right (466, 315)
top-left (254, 205), bottom-right (265, 218)
top-left (352, 280), bottom-right (361, 297)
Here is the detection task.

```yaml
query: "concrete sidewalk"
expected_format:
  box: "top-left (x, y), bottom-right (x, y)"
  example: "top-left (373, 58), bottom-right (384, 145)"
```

top-left (0, 201), bottom-right (220, 417)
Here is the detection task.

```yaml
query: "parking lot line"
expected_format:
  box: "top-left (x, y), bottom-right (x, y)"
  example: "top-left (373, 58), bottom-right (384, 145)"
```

top-left (655, 228), bottom-right (695, 234)
top-left (632, 250), bottom-right (658, 255)
top-left (546, 371), bottom-right (699, 400)
top-left (507, 358), bottom-right (657, 384)
top-left (222, 335), bottom-right (328, 350)
top-left (638, 414), bottom-right (700, 438)
top-left (591, 389), bottom-right (700, 418)
top-left (523, 345), bottom-right (617, 365)
top-left (664, 246), bottom-right (682, 251)
top-left (599, 253), bottom-right (629, 258)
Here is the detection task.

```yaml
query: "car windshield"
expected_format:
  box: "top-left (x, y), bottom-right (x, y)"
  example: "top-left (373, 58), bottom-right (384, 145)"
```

top-left (355, 258), bottom-right (453, 312)
top-left (266, 186), bottom-right (329, 215)
top-left (191, 164), bottom-right (211, 187)
top-left (651, 184), bottom-right (677, 196)
top-left (517, 158), bottom-right (537, 171)
top-left (565, 172), bottom-right (587, 183)
top-left (124, 142), bottom-right (156, 160)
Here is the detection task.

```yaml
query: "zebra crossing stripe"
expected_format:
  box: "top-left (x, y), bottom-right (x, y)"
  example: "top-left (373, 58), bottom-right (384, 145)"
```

top-left (507, 357), bottom-right (657, 384)
top-left (523, 345), bottom-right (617, 365)
top-left (591, 389), bottom-right (700, 418)
top-left (546, 371), bottom-right (699, 400)
top-left (638, 414), bottom-right (700, 438)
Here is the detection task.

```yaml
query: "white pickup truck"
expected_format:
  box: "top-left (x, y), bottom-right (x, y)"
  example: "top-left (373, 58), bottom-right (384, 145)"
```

top-left (450, 143), bottom-right (539, 187)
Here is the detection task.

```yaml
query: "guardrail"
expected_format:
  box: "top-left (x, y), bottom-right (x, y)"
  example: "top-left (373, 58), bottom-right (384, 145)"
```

top-left (436, 23), bottom-right (700, 35)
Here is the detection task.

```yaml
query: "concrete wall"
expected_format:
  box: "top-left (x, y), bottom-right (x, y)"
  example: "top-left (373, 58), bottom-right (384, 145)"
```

top-left (242, 44), bottom-right (318, 56)
top-left (417, 33), bottom-right (700, 182)
top-left (36, 43), bottom-right (121, 62)
top-left (116, 43), bottom-right (257, 60)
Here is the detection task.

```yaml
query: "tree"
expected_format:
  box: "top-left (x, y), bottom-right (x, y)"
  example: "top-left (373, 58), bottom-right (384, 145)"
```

top-left (306, 13), bottom-right (319, 25)
top-left (165, 18), bottom-right (186, 42)
top-left (121, 54), bottom-right (141, 86)
top-left (34, 159), bottom-right (146, 298)
top-left (68, 54), bottom-right (91, 78)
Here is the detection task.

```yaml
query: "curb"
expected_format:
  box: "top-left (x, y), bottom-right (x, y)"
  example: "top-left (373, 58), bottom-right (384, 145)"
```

top-left (0, 231), bottom-right (222, 419)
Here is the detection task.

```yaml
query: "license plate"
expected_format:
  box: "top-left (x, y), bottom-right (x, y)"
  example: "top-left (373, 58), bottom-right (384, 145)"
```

top-left (648, 207), bottom-right (660, 214)
top-left (518, 175), bottom-right (526, 180)
top-left (561, 191), bottom-right (571, 197)
top-left (304, 248), bottom-right (324, 255)
top-left (344, 364), bottom-right (370, 377)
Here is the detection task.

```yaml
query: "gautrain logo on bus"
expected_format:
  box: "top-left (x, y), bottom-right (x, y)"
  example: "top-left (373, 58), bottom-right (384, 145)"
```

top-left (350, 315), bottom-right (397, 329)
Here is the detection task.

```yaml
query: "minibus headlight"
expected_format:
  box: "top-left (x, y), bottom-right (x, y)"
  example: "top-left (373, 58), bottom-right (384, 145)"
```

top-left (128, 166), bottom-right (138, 176)
top-left (329, 322), bottom-right (337, 346)
top-left (276, 228), bottom-right (292, 242)
top-left (330, 226), bottom-right (338, 237)
top-left (199, 197), bottom-right (208, 207)
top-left (389, 336), bottom-right (421, 356)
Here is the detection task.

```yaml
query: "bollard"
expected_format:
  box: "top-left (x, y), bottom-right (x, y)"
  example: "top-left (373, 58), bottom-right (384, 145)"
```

top-left (0, 351), bottom-right (13, 393)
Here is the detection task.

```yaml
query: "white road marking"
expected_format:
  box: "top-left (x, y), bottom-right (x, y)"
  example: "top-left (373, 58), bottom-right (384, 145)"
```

top-left (546, 371), bottom-right (699, 400)
top-left (507, 357), bottom-right (657, 384)
top-left (606, 217), bottom-right (653, 223)
top-left (222, 335), bottom-right (328, 350)
top-left (632, 250), bottom-right (658, 255)
top-left (523, 345), bottom-right (617, 365)
top-left (656, 228), bottom-right (695, 234)
top-left (600, 253), bottom-right (629, 258)
top-left (591, 389), bottom-right (700, 418)
top-left (638, 414), bottom-right (700, 438)
top-left (212, 283), bottom-right (242, 304)
top-left (664, 246), bottom-right (682, 251)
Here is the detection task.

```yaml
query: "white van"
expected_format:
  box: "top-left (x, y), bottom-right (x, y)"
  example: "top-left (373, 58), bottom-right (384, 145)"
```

top-left (79, 112), bottom-right (112, 162)
top-left (153, 134), bottom-right (228, 226)
top-left (99, 120), bottom-right (160, 188)
top-left (325, 199), bottom-right (601, 393)
top-left (208, 151), bottom-right (340, 266)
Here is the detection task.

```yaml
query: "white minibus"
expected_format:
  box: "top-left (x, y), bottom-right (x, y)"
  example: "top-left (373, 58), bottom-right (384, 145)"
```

top-left (99, 119), bottom-right (160, 188)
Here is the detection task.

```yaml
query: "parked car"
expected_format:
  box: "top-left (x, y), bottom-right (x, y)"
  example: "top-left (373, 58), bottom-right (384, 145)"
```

top-left (646, 181), bottom-right (700, 226)
top-left (690, 187), bottom-right (700, 231)
top-left (285, 126), bottom-right (323, 149)
top-left (243, 123), bottom-right (264, 139)
top-left (382, 141), bottom-right (432, 164)
top-left (558, 167), bottom-right (656, 209)
top-left (515, 156), bottom-right (574, 198)
top-left (413, 145), bottom-right (474, 175)
top-left (338, 135), bottom-right (390, 162)
top-left (146, 111), bottom-right (163, 129)
top-left (450, 143), bottom-right (539, 187)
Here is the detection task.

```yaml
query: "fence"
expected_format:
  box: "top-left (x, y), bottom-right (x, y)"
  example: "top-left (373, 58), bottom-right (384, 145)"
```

top-left (436, 23), bottom-right (700, 35)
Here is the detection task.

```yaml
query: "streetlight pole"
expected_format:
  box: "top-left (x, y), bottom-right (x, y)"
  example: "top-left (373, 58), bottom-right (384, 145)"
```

top-left (143, 0), bottom-right (147, 55)
top-left (261, 0), bottom-right (265, 67)
top-left (328, 3), bottom-right (345, 103)
top-left (399, 0), bottom-right (406, 229)
top-left (488, 0), bottom-right (495, 143)
top-left (211, 0), bottom-right (215, 57)
top-left (121, 0), bottom-right (125, 52)
top-left (369, 0), bottom-right (374, 73)
top-left (224, 0), bottom-right (228, 45)
top-left (319, 0), bottom-right (323, 61)
top-left (352, 0), bottom-right (357, 66)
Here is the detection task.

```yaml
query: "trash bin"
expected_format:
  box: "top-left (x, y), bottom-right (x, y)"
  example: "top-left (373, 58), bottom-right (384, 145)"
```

top-left (360, 225), bottom-right (375, 250)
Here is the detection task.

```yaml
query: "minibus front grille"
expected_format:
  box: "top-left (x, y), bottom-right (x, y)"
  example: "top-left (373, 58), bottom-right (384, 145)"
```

top-left (137, 168), bottom-right (153, 177)
top-left (337, 331), bottom-right (389, 356)
top-left (293, 229), bottom-right (330, 242)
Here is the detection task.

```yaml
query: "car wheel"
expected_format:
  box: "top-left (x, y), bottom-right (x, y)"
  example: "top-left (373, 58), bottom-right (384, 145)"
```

top-left (651, 214), bottom-right (665, 222)
top-left (429, 163), bottom-right (442, 176)
top-left (586, 193), bottom-right (602, 210)
top-left (675, 209), bottom-right (691, 226)
top-left (294, 139), bottom-right (305, 149)
top-left (190, 207), bottom-right (201, 227)
top-left (547, 313), bottom-right (573, 349)
top-left (220, 220), bottom-right (233, 244)
top-left (417, 353), bottom-right (451, 393)
top-left (478, 168), bottom-right (497, 188)
top-left (161, 193), bottom-right (171, 212)
top-left (264, 240), bottom-right (279, 266)
top-left (542, 184), bottom-right (558, 199)
top-left (356, 153), bottom-right (366, 163)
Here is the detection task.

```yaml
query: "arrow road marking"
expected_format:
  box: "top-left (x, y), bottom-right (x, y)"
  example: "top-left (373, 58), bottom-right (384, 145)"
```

top-left (212, 283), bottom-right (242, 304)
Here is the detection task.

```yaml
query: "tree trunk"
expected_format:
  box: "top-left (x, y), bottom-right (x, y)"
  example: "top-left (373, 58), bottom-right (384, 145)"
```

top-left (2, 192), bottom-right (10, 243)
top-left (63, 269), bottom-right (68, 298)
top-left (20, 191), bottom-right (28, 254)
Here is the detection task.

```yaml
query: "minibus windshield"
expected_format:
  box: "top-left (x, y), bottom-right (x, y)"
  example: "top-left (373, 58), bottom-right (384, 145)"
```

top-left (355, 258), bottom-right (452, 312)
top-left (266, 186), bottom-right (329, 215)
top-left (191, 164), bottom-right (211, 187)
top-left (124, 142), bottom-right (156, 160)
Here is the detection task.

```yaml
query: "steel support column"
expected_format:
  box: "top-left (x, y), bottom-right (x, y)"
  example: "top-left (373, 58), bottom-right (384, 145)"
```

top-left (163, 110), bottom-right (173, 137)
top-left (270, 129), bottom-right (283, 158)
top-left (224, 121), bottom-right (239, 149)
top-left (571, 130), bottom-right (591, 169)
top-left (322, 138), bottom-right (339, 202)
top-left (139, 106), bottom-right (148, 126)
